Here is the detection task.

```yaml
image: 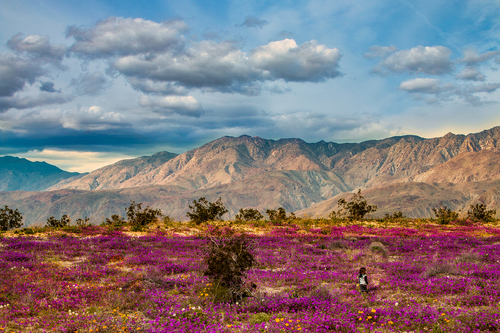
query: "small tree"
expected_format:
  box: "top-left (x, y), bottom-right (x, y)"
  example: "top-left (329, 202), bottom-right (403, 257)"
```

top-left (330, 189), bottom-right (377, 220)
top-left (105, 214), bottom-right (126, 227)
top-left (203, 227), bottom-right (256, 303)
top-left (46, 214), bottom-right (71, 228)
top-left (432, 204), bottom-right (459, 225)
top-left (265, 207), bottom-right (295, 222)
top-left (0, 205), bottom-right (23, 231)
top-left (186, 197), bottom-right (228, 225)
top-left (76, 217), bottom-right (90, 227)
top-left (126, 201), bottom-right (162, 228)
top-left (384, 211), bottom-right (406, 221)
top-left (235, 208), bottom-right (264, 222)
top-left (466, 203), bottom-right (496, 222)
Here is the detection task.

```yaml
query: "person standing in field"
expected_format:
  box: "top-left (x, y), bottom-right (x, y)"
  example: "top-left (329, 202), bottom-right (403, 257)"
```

top-left (358, 267), bottom-right (369, 293)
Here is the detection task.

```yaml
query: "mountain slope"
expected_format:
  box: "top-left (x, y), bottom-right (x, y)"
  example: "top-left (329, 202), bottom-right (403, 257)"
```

top-left (0, 156), bottom-right (83, 191)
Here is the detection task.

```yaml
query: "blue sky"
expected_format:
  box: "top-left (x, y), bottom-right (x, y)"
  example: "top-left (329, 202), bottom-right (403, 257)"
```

top-left (1, 0), bottom-right (499, 172)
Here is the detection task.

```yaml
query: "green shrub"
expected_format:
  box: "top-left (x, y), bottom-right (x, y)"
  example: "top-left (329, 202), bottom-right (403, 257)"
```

top-left (329, 189), bottom-right (377, 220)
top-left (432, 204), bottom-right (459, 225)
top-left (126, 201), bottom-right (162, 227)
top-left (235, 208), bottom-right (263, 222)
top-left (187, 197), bottom-right (228, 225)
top-left (46, 214), bottom-right (71, 228)
top-left (0, 205), bottom-right (23, 231)
top-left (76, 217), bottom-right (91, 227)
top-left (466, 203), bottom-right (496, 222)
top-left (265, 207), bottom-right (295, 223)
top-left (249, 312), bottom-right (272, 324)
top-left (384, 211), bottom-right (406, 221)
top-left (105, 214), bottom-right (126, 227)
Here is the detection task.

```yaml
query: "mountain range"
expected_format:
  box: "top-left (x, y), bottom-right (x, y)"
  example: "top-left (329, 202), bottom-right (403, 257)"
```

top-left (1, 126), bottom-right (500, 226)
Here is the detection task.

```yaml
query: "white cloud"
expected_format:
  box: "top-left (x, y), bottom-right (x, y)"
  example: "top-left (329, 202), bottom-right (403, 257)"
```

top-left (0, 93), bottom-right (73, 112)
top-left (67, 17), bottom-right (188, 58)
top-left (398, 78), bottom-right (450, 93)
top-left (455, 67), bottom-right (486, 81)
top-left (61, 105), bottom-right (126, 130)
top-left (372, 45), bottom-right (453, 75)
top-left (460, 49), bottom-right (499, 66)
top-left (139, 95), bottom-right (203, 116)
top-left (126, 77), bottom-right (188, 95)
top-left (70, 72), bottom-right (109, 96)
top-left (7, 33), bottom-right (66, 64)
top-left (469, 83), bottom-right (500, 93)
top-left (113, 38), bottom-right (341, 95)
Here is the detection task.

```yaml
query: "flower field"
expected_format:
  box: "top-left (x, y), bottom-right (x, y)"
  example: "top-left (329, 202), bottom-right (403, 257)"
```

top-left (1, 222), bottom-right (500, 332)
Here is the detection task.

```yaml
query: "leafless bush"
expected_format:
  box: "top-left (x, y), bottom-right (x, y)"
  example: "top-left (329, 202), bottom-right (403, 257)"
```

top-left (421, 262), bottom-right (458, 279)
top-left (455, 251), bottom-right (484, 264)
top-left (369, 241), bottom-right (388, 258)
top-left (328, 239), bottom-right (349, 250)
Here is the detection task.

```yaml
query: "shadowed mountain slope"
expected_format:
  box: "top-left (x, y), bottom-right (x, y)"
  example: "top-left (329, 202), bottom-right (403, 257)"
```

top-left (0, 156), bottom-right (83, 191)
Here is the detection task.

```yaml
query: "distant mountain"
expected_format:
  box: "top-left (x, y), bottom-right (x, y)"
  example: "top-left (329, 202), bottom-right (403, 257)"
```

top-left (2, 127), bottom-right (500, 226)
top-left (0, 156), bottom-right (83, 191)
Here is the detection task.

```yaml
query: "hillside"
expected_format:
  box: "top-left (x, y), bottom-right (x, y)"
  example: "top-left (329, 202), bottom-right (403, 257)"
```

top-left (0, 156), bottom-right (83, 191)
top-left (2, 127), bottom-right (500, 225)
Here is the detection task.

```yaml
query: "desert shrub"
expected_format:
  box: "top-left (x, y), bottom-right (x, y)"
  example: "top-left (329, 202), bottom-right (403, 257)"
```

top-left (421, 262), bottom-right (457, 279)
top-left (384, 211), bottom-right (406, 220)
top-left (265, 207), bottom-right (295, 223)
top-left (187, 197), bottom-right (228, 225)
top-left (105, 214), bottom-right (126, 227)
top-left (368, 241), bottom-right (388, 258)
top-left (455, 251), bottom-right (484, 264)
top-left (202, 227), bottom-right (256, 303)
top-left (329, 189), bottom-right (377, 220)
top-left (76, 217), bottom-right (91, 227)
top-left (235, 208), bottom-right (264, 222)
top-left (328, 239), bottom-right (349, 250)
top-left (432, 204), bottom-right (459, 225)
top-left (126, 201), bottom-right (162, 229)
top-left (45, 214), bottom-right (71, 228)
top-left (466, 203), bottom-right (496, 222)
top-left (0, 205), bottom-right (23, 231)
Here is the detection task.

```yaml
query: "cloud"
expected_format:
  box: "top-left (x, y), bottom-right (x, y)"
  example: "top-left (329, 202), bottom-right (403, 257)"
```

top-left (455, 67), bottom-right (486, 81)
top-left (364, 45), bottom-right (397, 59)
top-left (39, 81), bottom-right (60, 93)
top-left (239, 16), bottom-right (269, 29)
top-left (112, 38), bottom-right (341, 95)
top-left (0, 53), bottom-right (45, 97)
top-left (469, 83), bottom-right (500, 93)
top-left (139, 95), bottom-right (204, 116)
top-left (126, 77), bottom-right (188, 95)
top-left (67, 17), bottom-right (188, 58)
top-left (70, 72), bottom-right (109, 96)
top-left (0, 93), bottom-right (73, 112)
top-left (61, 105), bottom-right (126, 130)
top-left (7, 33), bottom-right (66, 64)
top-left (460, 49), bottom-right (499, 66)
top-left (398, 78), bottom-right (453, 94)
top-left (371, 45), bottom-right (453, 75)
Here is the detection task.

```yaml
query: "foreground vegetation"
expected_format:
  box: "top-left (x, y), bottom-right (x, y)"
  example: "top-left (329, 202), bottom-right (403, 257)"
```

top-left (1, 217), bottom-right (500, 332)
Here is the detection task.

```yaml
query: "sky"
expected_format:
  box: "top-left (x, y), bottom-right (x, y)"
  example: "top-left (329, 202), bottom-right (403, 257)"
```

top-left (1, 0), bottom-right (500, 172)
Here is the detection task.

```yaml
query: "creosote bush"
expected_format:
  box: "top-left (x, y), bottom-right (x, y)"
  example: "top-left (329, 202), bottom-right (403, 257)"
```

top-left (235, 208), bottom-right (263, 222)
top-left (187, 197), bottom-right (228, 225)
top-left (384, 211), bottom-right (405, 221)
top-left (46, 214), bottom-right (71, 228)
top-left (105, 214), bottom-right (126, 227)
top-left (265, 207), bottom-right (296, 223)
top-left (466, 203), bottom-right (496, 222)
top-left (75, 217), bottom-right (90, 227)
top-left (0, 205), bottom-right (23, 231)
top-left (432, 204), bottom-right (459, 225)
top-left (369, 241), bottom-right (388, 258)
top-left (126, 201), bottom-right (162, 230)
top-left (329, 189), bottom-right (377, 220)
top-left (203, 226), bottom-right (256, 303)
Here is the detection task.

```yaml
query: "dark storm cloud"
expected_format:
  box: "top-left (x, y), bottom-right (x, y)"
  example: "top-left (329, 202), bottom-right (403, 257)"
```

top-left (239, 16), bottom-right (269, 29)
top-left (0, 94), bottom-right (73, 112)
top-left (67, 17), bottom-right (188, 58)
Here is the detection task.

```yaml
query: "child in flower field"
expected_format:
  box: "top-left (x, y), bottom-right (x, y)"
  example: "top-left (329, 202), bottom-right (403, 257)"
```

top-left (357, 267), bottom-right (369, 293)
